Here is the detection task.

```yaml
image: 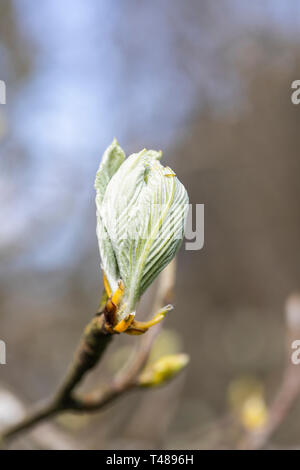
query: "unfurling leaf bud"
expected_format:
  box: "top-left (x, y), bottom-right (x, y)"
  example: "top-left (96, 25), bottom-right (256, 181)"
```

top-left (95, 140), bottom-right (189, 328)
top-left (138, 353), bottom-right (190, 387)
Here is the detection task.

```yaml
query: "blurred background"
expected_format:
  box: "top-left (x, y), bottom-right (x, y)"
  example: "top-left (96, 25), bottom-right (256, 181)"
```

top-left (1, 0), bottom-right (300, 449)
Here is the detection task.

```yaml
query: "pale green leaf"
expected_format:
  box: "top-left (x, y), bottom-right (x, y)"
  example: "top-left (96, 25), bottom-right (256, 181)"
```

top-left (95, 139), bottom-right (125, 293)
top-left (100, 149), bottom-right (188, 317)
top-left (95, 138), bottom-right (125, 206)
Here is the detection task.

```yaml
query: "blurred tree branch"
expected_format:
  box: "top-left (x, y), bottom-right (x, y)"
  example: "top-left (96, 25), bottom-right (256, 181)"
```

top-left (238, 294), bottom-right (300, 449)
top-left (0, 261), bottom-right (176, 445)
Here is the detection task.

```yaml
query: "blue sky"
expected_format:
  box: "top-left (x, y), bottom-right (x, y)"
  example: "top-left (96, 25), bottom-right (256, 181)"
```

top-left (1, 0), bottom-right (300, 272)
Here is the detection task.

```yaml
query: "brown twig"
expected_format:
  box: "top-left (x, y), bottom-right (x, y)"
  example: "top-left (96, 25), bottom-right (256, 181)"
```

top-left (238, 293), bottom-right (300, 449)
top-left (73, 258), bottom-right (176, 412)
top-left (0, 260), bottom-right (176, 445)
top-left (0, 314), bottom-right (113, 444)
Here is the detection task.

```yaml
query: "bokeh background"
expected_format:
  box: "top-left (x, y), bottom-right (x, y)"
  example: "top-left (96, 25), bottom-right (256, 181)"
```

top-left (1, 0), bottom-right (300, 449)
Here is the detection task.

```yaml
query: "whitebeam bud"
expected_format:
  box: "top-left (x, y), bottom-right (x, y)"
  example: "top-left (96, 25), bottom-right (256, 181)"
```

top-left (95, 139), bottom-right (188, 327)
top-left (138, 354), bottom-right (190, 387)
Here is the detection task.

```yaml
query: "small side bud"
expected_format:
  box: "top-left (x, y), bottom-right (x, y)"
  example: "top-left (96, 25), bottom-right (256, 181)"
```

top-left (138, 353), bottom-right (189, 387)
top-left (227, 376), bottom-right (267, 431)
top-left (240, 396), bottom-right (268, 431)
